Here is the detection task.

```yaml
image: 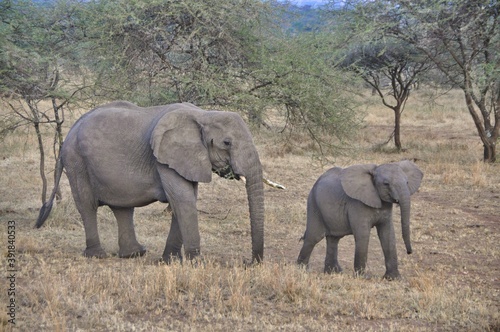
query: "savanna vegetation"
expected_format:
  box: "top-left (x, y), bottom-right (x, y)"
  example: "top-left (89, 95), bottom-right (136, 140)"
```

top-left (0, 0), bottom-right (499, 331)
top-left (1, 88), bottom-right (498, 331)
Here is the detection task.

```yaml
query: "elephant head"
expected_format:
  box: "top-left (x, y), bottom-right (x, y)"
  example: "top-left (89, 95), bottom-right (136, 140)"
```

top-left (340, 160), bottom-right (423, 255)
top-left (150, 105), bottom-right (264, 262)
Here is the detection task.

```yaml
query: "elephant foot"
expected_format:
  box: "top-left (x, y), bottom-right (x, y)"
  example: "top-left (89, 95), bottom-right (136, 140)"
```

top-left (383, 271), bottom-right (401, 281)
top-left (83, 246), bottom-right (108, 259)
top-left (119, 245), bottom-right (147, 258)
top-left (296, 256), bottom-right (310, 267)
top-left (184, 248), bottom-right (201, 261)
top-left (243, 257), bottom-right (262, 268)
top-left (324, 265), bottom-right (342, 274)
top-left (186, 255), bottom-right (205, 268)
top-left (354, 271), bottom-right (378, 280)
top-left (353, 269), bottom-right (367, 279)
top-left (171, 249), bottom-right (203, 267)
top-left (161, 252), bottom-right (183, 265)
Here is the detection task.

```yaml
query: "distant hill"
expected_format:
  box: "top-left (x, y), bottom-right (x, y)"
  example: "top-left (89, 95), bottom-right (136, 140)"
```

top-left (278, 1), bottom-right (326, 33)
top-left (285, 0), bottom-right (328, 8)
top-left (28, 0), bottom-right (328, 34)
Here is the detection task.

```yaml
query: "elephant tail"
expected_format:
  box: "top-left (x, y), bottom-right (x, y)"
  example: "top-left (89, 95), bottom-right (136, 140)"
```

top-left (35, 156), bottom-right (64, 228)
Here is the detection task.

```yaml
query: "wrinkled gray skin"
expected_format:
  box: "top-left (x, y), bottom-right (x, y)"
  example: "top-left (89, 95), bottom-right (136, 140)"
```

top-left (36, 101), bottom-right (264, 263)
top-left (297, 161), bottom-right (423, 280)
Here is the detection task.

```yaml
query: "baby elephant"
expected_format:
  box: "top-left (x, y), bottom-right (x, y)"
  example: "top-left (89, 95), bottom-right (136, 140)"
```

top-left (297, 160), bottom-right (423, 280)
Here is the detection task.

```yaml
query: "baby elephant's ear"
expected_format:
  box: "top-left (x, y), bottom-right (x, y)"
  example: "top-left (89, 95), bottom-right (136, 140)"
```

top-left (397, 160), bottom-right (423, 194)
top-left (341, 164), bottom-right (381, 208)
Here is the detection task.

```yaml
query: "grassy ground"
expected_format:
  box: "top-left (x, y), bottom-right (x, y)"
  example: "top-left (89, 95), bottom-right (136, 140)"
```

top-left (0, 89), bottom-right (499, 331)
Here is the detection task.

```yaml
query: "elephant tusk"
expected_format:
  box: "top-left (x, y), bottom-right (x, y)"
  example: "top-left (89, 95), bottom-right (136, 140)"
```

top-left (263, 177), bottom-right (286, 190)
top-left (239, 176), bottom-right (286, 190)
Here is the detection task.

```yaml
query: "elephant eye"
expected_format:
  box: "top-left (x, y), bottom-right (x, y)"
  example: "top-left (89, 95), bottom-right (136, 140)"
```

top-left (223, 139), bottom-right (231, 147)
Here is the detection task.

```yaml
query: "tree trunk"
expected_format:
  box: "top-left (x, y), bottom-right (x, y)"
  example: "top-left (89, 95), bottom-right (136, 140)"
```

top-left (34, 122), bottom-right (48, 203)
top-left (464, 90), bottom-right (498, 163)
top-left (394, 106), bottom-right (402, 151)
top-left (52, 98), bottom-right (64, 201)
top-left (483, 140), bottom-right (497, 163)
top-left (28, 101), bottom-right (48, 204)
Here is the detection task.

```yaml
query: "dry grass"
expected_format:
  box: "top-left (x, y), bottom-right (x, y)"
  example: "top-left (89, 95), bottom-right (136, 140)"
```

top-left (0, 89), bottom-right (499, 331)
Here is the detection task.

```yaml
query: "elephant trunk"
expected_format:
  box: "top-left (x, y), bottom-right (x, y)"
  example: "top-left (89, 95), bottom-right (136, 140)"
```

top-left (235, 143), bottom-right (265, 264)
top-left (245, 164), bottom-right (265, 263)
top-left (399, 187), bottom-right (413, 254)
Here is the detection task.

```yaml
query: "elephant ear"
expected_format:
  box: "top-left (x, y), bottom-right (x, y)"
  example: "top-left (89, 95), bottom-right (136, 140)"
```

top-left (150, 109), bottom-right (212, 183)
top-left (340, 164), bottom-right (382, 208)
top-left (397, 160), bottom-right (423, 195)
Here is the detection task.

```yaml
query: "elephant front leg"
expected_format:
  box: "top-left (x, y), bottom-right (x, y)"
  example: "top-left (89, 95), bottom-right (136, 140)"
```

top-left (353, 227), bottom-right (371, 277)
top-left (376, 221), bottom-right (401, 280)
top-left (162, 213), bottom-right (183, 263)
top-left (159, 167), bottom-right (201, 262)
top-left (111, 207), bottom-right (147, 258)
top-left (324, 236), bottom-right (342, 274)
top-left (174, 206), bottom-right (201, 261)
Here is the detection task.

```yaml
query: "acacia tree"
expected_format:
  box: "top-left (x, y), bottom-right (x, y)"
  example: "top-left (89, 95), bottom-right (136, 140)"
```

top-left (0, 0), bottom-right (93, 202)
top-left (374, 0), bottom-right (500, 162)
top-left (83, 0), bottom-right (361, 157)
top-left (243, 32), bottom-right (362, 155)
top-left (83, 0), bottom-right (270, 107)
top-left (342, 40), bottom-right (431, 151)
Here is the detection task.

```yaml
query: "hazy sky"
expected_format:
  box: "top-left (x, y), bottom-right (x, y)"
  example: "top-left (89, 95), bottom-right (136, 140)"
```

top-left (288, 0), bottom-right (329, 6)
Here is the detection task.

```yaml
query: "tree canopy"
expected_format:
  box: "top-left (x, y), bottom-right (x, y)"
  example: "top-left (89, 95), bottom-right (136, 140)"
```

top-left (2, 0), bottom-right (499, 164)
top-left (333, 0), bottom-right (500, 162)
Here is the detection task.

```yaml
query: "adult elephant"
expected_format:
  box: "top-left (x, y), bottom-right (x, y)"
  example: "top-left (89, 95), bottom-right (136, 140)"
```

top-left (36, 101), bottom-right (264, 264)
top-left (297, 160), bottom-right (423, 279)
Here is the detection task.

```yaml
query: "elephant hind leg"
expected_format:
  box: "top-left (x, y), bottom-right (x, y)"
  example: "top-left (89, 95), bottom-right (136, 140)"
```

top-left (324, 236), bottom-right (342, 274)
top-left (297, 236), bottom-right (322, 267)
top-left (110, 207), bottom-right (146, 258)
top-left (297, 209), bottom-right (326, 267)
top-left (80, 205), bottom-right (107, 258)
top-left (297, 231), bottom-right (325, 268)
top-left (297, 227), bottom-right (325, 265)
top-left (67, 173), bottom-right (107, 258)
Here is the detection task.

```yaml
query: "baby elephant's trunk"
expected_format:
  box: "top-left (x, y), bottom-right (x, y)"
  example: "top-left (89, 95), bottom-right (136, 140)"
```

top-left (399, 188), bottom-right (412, 254)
